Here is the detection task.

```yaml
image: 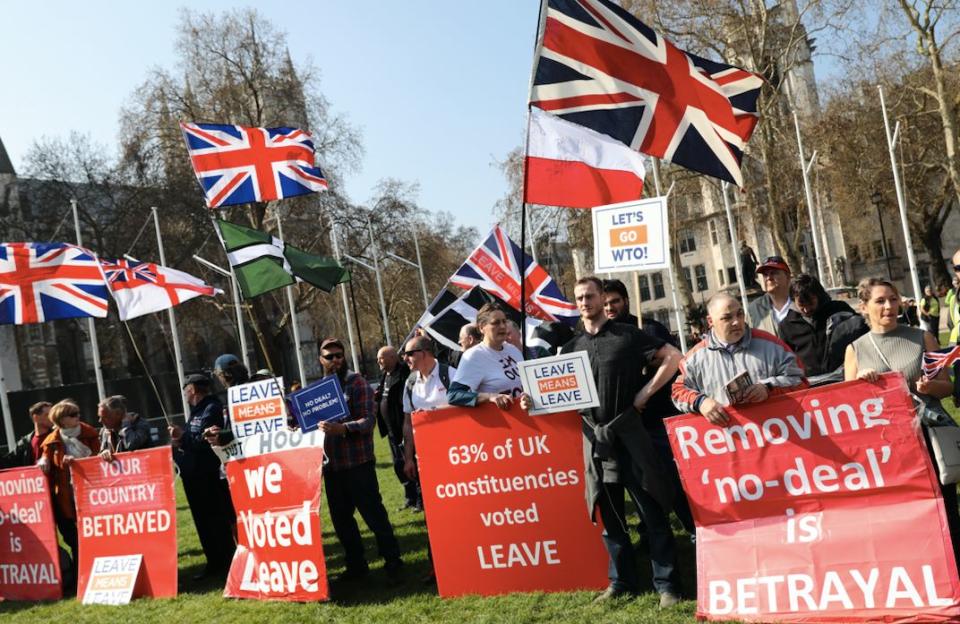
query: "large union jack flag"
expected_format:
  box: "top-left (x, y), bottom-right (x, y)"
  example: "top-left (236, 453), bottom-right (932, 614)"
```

top-left (449, 225), bottom-right (578, 325)
top-left (180, 122), bottom-right (329, 208)
top-left (0, 243), bottom-right (109, 325)
top-left (100, 258), bottom-right (220, 321)
top-left (531, 0), bottom-right (764, 187)
top-left (922, 345), bottom-right (960, 380)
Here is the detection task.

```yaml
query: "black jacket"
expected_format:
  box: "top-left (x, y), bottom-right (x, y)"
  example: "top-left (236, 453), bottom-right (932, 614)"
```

top-left (0, 431), bottom-right (43, 469)
top-left (375, 362), bottom-right (410, 440)
top-left (780, 300), bottom-right (867, 376)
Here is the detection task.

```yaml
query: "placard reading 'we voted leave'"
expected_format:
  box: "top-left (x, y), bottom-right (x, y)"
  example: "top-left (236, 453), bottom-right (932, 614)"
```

top-left (518, 352), bottom-right (600, 416)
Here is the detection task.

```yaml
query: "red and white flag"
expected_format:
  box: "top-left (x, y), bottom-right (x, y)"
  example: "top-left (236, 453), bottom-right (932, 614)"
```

top-left (524, 107), bottom-right (646, 209)
top-left (100, 258), bottom-right (221, 321)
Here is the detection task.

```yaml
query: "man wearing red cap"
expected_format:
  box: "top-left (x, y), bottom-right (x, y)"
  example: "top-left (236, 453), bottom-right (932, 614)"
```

top-left (747, 256), bottom-right (793, 337)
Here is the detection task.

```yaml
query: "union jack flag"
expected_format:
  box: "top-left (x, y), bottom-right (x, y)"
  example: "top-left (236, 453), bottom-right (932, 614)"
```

top-left (531, 0), bottom-right (764, 187)
top-left (180, 122), bottom-right (329, 208)
top-left (449, 225), bottom-right (578, 325)
top-left (101, 258), bottom-right (221, 321)
top-left (0, 243), bottom-right (109, 325)
top-left (922, 345), bottom-right (960, 380)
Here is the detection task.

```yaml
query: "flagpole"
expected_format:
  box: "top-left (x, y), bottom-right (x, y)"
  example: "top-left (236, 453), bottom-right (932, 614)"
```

top-left (152, 207), bottom-right (190, 418)
top-left (722, 184), bottom-right (751, 321)
top-left (652, 160), bottom-right (687, 352)
top-left (412, 229), bottom-right (430, 310)
top-left (71, 199), bottom-right (106, 401)
top-left (367, 216), bottom-right (392, 346)
top-left (211, 214), bottom-right (251, 371)
top-left (0, 331), bottom-right (14, 452)
top-left (792, 112), bottom-right (826, 283)
top-left (878, 85), bottom-right (922, 302)
top-left (273, 209), bottom-right (307, 384)
top-left (330, 223), bottom-right (361, 373)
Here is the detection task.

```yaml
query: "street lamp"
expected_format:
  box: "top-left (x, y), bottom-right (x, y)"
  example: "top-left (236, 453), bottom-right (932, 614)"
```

top-left (870, 191), bottom-right (893, 280)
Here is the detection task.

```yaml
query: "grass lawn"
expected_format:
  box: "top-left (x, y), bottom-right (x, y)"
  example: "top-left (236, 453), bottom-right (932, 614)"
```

top-left (0, 435), bottom-right (700, 623)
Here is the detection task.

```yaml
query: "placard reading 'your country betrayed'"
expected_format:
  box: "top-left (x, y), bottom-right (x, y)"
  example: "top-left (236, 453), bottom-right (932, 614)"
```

top-left (414, 404), bottom-right (607, 597)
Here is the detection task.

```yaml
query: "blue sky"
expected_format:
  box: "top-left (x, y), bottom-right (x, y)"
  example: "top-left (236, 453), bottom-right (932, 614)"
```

top-left (0, 2), bottom-right (541, 234)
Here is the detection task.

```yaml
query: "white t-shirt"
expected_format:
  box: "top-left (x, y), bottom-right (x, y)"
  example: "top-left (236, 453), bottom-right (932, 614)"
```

top-left (403, 362), bottom-right (457, 413)
top-left (452, 343), bottom-right (524, 397)
top-left (773, 297), bottom-right (793, 323)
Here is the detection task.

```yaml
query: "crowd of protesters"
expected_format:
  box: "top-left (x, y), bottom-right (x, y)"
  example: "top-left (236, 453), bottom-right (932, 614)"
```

top-left (2, 246), bottom-right (959, 608)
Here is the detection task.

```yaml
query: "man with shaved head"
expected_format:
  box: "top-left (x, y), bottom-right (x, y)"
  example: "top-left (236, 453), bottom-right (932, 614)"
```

top-left (374, 344), bottom-right (416, 510)
top-left (672, 293), bottom-right (808, 425)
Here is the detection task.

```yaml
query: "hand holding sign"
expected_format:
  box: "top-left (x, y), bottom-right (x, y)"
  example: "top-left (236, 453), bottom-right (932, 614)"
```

top-left (288, 376), bottom-right (349, 432)
top-left (518, 352), bottom-right (600, 416)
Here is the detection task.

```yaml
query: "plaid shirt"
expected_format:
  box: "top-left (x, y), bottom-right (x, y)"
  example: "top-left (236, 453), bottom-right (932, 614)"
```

top-left (324, 371), bottom-right (376, 472)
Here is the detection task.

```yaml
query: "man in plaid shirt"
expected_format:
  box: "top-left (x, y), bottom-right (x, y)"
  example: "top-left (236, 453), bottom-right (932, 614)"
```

top-left (317, 338), bottom-right (403, 584)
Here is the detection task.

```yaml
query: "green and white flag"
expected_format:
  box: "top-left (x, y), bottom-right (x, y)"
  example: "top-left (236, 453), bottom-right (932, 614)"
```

top-left (216, 219), bottom-right (349, 299)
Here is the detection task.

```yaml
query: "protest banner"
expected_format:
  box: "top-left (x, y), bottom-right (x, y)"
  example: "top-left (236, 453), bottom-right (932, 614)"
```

top-left (666, 374), bottom-right (960, 622)
top-left (0, 465), bottom-right (61, 600)
top-left (82, 554), bottom-right (142, 605)
top-left (224, 445), bottom-right (328, 601)
top-left (213, 428), bottom-right (324, 464)
top-left (71, 447), bottom-right (178, 600)
top-left (288, 376), bottom-right (348, 432)
top-left (518, 351), bottom-right (600, 416)
top-left (229, 377), bottom-right (286, 439)
top-left (592, 197), bottom-right (669, 273)
top-left (413, 403), bottom-right (607, 597)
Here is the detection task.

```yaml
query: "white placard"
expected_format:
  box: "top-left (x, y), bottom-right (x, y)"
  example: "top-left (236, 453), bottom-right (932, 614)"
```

top-left (592, 197), bottom-right (669, 272)
top-left (212, 428), bottom-right (325, 464)
top-left (518, 351), bottom-right (600, 416)
top-left (227, 376), bottom-right (286, 439)
top-left (82, 554), bottom-right (142, 605)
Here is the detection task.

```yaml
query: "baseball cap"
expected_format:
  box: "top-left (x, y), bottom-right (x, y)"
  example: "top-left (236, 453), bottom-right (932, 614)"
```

top-left (756, 256), bottom-right (790, 275)
top-left (213, 354), bottom-right (240, 372)
top-left (183, 373), bottom-right (212, 389)
top-left (319, 338), bottom-right (345, 352)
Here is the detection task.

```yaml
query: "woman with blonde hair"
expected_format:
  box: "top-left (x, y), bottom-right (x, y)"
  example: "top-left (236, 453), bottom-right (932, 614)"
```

top-left (844, 277), bottom-right (959, 561)
top-left (38, 399), bottom-right (99, 589)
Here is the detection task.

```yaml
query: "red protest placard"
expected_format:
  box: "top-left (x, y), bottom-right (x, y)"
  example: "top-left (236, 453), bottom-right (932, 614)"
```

top-left (666, 374), bottom-right (960, 622)
top-left (413, 403), bottom-right (608, 597)
top-left (224, 446), bottom-right (328, 601)
top-left (0, 465), bottom-right (61, 600)
top-left (71, 447), bottom-right (178, 599)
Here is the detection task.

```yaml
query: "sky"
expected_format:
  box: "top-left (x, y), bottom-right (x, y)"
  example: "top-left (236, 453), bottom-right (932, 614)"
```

top-left (0, 2), bottom-right (541, 235)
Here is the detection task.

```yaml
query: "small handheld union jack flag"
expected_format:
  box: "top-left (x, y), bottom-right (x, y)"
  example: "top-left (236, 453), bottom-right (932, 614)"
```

top-left (922, 345), bottom-right (960, 380)
top-left (180, 122), bottom-right (328, 208)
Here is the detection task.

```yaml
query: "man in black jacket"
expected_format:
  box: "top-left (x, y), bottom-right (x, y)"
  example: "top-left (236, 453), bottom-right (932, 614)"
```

top-left (0, 401), bottom-right (52, 469)
top-left (780, 274), bottom-right (867, 384)
top-left (374, 346), bottom-right (417, 510)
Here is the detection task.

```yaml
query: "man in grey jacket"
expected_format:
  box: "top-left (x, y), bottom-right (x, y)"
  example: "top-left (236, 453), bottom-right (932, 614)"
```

top-left (673, 294), bottom-right (808, 425)
top-left (747, 256), bottom-right (793, 337)
top-left (97, 395), bottom-right (154, 461)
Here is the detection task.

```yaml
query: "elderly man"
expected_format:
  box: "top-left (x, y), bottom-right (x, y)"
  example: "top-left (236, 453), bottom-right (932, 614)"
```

top-left (449, 323), bottom-right (481, 368)
top-left (317, 338), bottom-right (403, 584)
top-left (672, 294), bottom-right (808, 426)
top-left (97, 395), bottom-right (153, 462)
top-left (747, 256), bottom-right (793, 337)
top-left (374, 345), bottom-right (416, 511)
top-left (0, 402), bottom-right (53, 469)
top-left (541, 276), bottom-right (685, 607)
top-left (400, 334), bottom-right (456, 481)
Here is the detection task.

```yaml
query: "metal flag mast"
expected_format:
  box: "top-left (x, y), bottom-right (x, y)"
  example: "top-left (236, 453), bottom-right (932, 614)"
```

top-left (210, 214), bottom-right (252, 371)
top-left (71, 199), bottom-right (106, 400)
top-left (271, 207), bottom-right (307, 384)
top-left (151, 207), bottom-right (190, 417)
top-left (793, 112), bottom-right (826, 284)
top-left (650, 161), bottom-right (687, 352)
top-left (721, 184), bottom-right (751, 321)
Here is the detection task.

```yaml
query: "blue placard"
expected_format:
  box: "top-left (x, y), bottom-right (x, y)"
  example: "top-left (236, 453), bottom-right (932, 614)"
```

top-left (289, 375), bottom-right (349, 432)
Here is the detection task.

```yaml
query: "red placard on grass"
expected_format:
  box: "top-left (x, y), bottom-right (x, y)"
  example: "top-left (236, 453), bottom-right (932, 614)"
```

top-left (72, 447), bottom-right (178, 599)
top-left (0, 465), bottom-right (61, 600)
top-left (413, 403), bottom-right (607, 597)
top-left (667, 374), bottom-right (960, 622)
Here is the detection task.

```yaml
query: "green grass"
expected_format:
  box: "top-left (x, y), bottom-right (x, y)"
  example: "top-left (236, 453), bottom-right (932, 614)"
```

top-left (0, 437), bottom-right (700, 623)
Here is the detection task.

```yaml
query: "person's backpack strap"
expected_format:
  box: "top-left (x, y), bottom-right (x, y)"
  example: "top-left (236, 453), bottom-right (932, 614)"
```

top-left (404, 374), bottom-right (417, 410)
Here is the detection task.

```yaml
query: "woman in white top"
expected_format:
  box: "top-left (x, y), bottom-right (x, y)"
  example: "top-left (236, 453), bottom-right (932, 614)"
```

top-left (447, 303), bottom-right (525, 408)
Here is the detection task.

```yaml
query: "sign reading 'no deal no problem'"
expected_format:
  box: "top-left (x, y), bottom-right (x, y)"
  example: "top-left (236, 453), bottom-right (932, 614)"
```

top-left (229, 377), bottom-right (286, 439)
top-left (71, 447), bottom-right (178, 600)
top-left (414, 404), bottom-right (607, 597)
top-left (592, 197), bottom-right (669, 273)
top-left (518, 351), bottom-right (599, 416)
top-left (666, 374), bottom-right (960, 622)
top-left (0, 465), bottom-right (61, 601)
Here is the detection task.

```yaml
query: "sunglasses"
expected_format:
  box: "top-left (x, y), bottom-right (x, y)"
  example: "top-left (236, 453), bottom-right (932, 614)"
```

top-left (320, 352), bottom-right (345, 361)
top-left (402, 349), bottom-right (424, 358)
top-left (954, 265), bottom-right (960, 272)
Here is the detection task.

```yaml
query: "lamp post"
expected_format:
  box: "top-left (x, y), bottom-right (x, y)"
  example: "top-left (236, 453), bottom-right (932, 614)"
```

top-left (870, 191), bottom-right (893, 280)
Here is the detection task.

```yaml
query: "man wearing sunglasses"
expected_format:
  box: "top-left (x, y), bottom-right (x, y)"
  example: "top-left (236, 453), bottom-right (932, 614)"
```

top-left (316, 338), bottom-right (403, 584)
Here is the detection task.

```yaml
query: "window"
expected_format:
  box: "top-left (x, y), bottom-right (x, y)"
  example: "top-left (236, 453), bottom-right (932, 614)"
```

top-left (849, 244), bottom-right (861, 262)
top-left (638, 275), bottom-right (651, 301)
top-left (651, 272), bottom-right (665, 299)
top-left (655, 308), bottom-right (672, 329)
top-left (708, 220), bottom-right (720, 245)
top-left (727, 267), bottom-right (737, 285)
top-left (695, 264), bottom-right (708, 292)
top-left (678, 229), bottom-right (696, 253)
top-left (718, 269), bottom-right (725, 286)
top-left (682, 267), bottom-right (692, 290)
top-left (873, 240), bottom-right (885, 258)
